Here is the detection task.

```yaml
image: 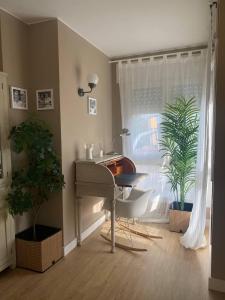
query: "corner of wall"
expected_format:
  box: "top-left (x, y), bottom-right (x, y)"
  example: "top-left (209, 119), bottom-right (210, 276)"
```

top-left (0, 11), bottom-right (4, 71)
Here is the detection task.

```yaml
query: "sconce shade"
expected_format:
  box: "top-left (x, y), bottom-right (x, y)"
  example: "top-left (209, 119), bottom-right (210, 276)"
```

top-left (87, 73), bottom-right (99, 85)
top-left (78, 73), bottom-right (99, 97)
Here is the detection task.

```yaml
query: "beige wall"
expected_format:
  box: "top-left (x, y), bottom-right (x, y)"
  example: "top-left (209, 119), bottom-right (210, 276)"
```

top-left (0, 10), bottom-right (31, 233)
top-left (58, 21), bottom-right (112, 245)
top-left (0, 10), bottom-right (30, 134)
top-left (211, 1), bottom-right (225, 282)
top-left (0, 14), bottom-right (63, 233)
top-left (0, 12), bottom-right (113, 246)
top-left (28, 20), bottom-right (63, 230)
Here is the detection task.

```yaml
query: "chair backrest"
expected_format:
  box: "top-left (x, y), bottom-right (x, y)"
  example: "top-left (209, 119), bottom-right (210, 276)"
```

top-left (116, 189), bottom-right (151, 219)
top-left (102, 188), bottom-right (151, 219)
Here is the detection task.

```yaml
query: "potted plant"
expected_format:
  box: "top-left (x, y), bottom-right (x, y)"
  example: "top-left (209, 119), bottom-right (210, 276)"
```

top-left (160, 97), bottom-right (199, 233)
top-left (7, 118), bottom-right (65, 272)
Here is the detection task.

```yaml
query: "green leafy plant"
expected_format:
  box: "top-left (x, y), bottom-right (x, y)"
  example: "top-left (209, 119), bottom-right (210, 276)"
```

top-left (7, 118), bottom-right (65, 240)
top-left (160, 97), bottom-right (199, 211)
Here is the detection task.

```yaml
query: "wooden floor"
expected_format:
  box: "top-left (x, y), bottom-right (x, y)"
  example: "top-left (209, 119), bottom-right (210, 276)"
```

top-left (0, 223), bottom-right (224, 300)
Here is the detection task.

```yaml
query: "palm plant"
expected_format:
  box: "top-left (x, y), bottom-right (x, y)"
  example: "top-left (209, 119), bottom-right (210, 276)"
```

top-left (160, 97), bottom-right (199, 211)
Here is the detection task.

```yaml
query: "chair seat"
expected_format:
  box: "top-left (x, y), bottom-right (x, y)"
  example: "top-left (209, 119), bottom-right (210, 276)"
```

top-left (103, 188), bottom-right (151, 219)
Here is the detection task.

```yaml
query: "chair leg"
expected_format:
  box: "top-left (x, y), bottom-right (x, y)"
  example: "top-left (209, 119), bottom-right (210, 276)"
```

top-left (119, 222), bottom-right (163, 240)
top-left (126, 219), bottom-right (133, 247)
top-left (101, 218), bottom-right (149, 252)
top-left (106, 225), bottom-right (111, 236)
top-left (116, 218), bottom-right (134, 248)
top-left (100, 234), bottom-right (147, 252)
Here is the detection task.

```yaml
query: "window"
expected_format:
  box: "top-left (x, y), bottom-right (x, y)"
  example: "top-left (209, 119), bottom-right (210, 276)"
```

top-left (130, 113), bottom-right (162, 161)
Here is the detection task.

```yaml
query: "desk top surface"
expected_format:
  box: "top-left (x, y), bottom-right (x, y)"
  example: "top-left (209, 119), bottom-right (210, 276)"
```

top-left (76, 154), bottom-right (123, 164)
top-left (114, 173), bottom-right (148, 187)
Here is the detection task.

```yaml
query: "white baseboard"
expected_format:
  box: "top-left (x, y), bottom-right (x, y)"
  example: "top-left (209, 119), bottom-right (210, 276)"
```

top-left (209, 277), bottom-right (225, 293)
top-left (64, 239), bottom-right (78, 256)
top-left (81, 215), bottom-right (106, 241)
top-left (63, 214), bottom-right (106, 256)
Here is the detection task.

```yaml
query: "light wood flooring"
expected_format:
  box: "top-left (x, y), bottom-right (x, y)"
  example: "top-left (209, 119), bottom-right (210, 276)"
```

top-left (0, 223), bottom-right (224, 300)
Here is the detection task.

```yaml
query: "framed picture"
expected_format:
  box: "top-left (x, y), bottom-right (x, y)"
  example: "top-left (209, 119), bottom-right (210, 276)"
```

top-left (88, 97), bottom-right (97, 115)
top-left (36, 89), bottom-right (54, 110)
top-left (11, 87), bottom-right (28, 110)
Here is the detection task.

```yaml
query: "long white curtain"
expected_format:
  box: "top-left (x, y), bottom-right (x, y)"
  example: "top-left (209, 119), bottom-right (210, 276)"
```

top-left (180, 2), bottom-right (217, 249)
top-left (118, 51), bottom-right (207, 226)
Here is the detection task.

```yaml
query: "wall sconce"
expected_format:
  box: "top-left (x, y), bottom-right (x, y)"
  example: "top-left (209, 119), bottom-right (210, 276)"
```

top-left (120, 128), bottom-right (131, 136)
top-left (78, 73), bottom-right (99, 97)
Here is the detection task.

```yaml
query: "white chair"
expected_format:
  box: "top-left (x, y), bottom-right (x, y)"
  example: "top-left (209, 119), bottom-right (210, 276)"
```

top-left (103, 188), bottom-right (150, 219)
top-left (114, 188), bottom-right (150, 219)
top-left (102, 188), bottom-right (162, 251)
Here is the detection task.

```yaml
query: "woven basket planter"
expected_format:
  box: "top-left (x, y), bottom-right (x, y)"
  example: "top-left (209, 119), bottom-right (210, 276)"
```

top-left (16, 225), bottom-right (63, 272)
top-left (169, 202), bottom-right (193, 233)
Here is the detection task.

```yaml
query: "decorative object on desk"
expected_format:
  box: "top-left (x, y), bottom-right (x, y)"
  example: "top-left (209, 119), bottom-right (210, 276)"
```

top-left (84, 143), bottom-right (94, 160)
top-left (88, 97), bottom-right (97, 115)
top-left (160, 97), bottom-right (199, 233)
top-left (36, 89), bottom-right (54, 110)
top-left (78, 73), bottom-right (99, 97)
top-left (6, 118), bottom-right (65, 272)
top-left (11, 86), bottom-right (28, 110)
top-left (98, 142), bottom-right (104, 158)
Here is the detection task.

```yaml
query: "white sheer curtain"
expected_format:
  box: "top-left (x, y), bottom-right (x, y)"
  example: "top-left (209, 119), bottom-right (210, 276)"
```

top-left (180, 2), bottom-right (217, 249)
top-left (118, 50), bottom-right (207, 225)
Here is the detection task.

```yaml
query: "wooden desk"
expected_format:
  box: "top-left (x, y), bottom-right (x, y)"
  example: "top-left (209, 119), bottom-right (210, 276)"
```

top-left (75, 155), bottom-right (147, 253)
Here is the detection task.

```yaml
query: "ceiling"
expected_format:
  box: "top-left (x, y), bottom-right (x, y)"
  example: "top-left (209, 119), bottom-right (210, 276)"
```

top-left (0, 0), bottom-right (209, 58)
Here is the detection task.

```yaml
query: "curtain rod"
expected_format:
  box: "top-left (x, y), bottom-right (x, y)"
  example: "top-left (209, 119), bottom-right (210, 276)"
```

top-left (109, 45), bottom-right (208, 64)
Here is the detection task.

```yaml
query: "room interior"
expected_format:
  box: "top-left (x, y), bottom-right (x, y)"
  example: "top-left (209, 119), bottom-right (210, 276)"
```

top-left (0, 0), bottom-right (225, 299)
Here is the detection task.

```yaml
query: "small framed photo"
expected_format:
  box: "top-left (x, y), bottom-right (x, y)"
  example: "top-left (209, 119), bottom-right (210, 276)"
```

top-left (11, 87), bottom-right (28, 110)
top-left (88, 97), bottom-right (97, 115)
top-left (36, 89), bottom-right (54, 110)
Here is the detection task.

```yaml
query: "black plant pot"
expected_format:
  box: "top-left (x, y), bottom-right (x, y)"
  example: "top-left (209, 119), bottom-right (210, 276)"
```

top-left (169, 201), bottom-right (193, 212)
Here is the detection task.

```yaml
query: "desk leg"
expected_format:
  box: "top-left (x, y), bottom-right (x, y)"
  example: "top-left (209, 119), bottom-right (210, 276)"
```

top-left (77, 196), bottom-right (81, 246)
top-left (111, 198), bottom-right (115, 253)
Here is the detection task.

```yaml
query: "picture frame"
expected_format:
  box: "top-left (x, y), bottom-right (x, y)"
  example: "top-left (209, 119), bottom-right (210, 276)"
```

top-left (36, 89), bottom-right (54, 110)
top-left (88, 97), bottom-right (97, 115)
top-left (11, 87), bottom-right (28, 110)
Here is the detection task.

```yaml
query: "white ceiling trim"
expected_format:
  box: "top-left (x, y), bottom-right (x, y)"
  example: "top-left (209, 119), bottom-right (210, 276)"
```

top-left (0, 6), bottom-right (26, 24)
top-left (25, 18), bottom-right (53, 25)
